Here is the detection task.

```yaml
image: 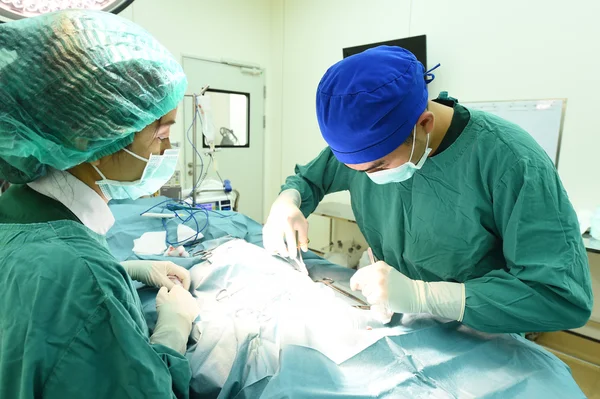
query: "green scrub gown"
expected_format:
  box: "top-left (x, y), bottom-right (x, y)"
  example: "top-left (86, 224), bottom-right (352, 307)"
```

top-left (282, 101), bottom-right (593, 334)
top-left (0, 185), bottom-right (191, 398)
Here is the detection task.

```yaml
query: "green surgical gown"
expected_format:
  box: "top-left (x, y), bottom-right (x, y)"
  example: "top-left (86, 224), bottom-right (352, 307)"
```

top-left (282, 106), bottom-right (593, 334)
top-left (0, 185), bottom-right (191, 398)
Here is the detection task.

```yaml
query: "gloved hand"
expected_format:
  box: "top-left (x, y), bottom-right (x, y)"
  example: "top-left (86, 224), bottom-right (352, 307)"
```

top-left (263, 189), bottom-right (309, 259)
top-left (121, 260), bottom-right (191, 290)
top-left (150, 285), bottom-right (200, 354)
top-left (350, 261), bottom-right (466, 322)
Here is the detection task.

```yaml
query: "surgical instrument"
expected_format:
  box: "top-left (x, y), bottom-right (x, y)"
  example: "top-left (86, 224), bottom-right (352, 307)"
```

top-left (275, 252), bottom-right (309, 275)
top-left (316, 277), bottom-right (370, 310)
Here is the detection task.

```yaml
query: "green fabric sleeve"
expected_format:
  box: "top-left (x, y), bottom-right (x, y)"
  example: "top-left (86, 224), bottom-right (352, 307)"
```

top-left (463, 159), bottom-right (593, 333)
top-left (151, 343), bottom-right (193, 395)
top-left (42, 295), bottom-right (191, 398)
top-left (281, 147), bottom-right (354, 217)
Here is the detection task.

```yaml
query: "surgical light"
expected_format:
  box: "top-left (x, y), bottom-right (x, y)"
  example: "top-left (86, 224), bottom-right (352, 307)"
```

top-left (0, 0), bottom-right (134, 22)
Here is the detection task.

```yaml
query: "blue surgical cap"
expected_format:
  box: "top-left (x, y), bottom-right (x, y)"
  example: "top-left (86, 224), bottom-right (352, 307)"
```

top-left (316, 46), bottom-right (428, 164)
top-left (0, 10), bottom-right (187, 183)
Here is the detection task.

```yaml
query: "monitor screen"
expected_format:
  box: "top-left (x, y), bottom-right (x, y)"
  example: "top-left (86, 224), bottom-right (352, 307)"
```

top-left (343, 35), bottom-right (427, 68)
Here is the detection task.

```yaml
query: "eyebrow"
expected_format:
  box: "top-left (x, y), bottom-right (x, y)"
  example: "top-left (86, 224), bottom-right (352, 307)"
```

top-left (357, 160), bottom-right (386, 173)
top-left (160, 120), bottom-right (176, 126)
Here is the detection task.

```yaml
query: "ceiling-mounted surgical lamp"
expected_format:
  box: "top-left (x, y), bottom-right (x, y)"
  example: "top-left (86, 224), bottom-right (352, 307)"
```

top-left (0, 0), bottom-right (134, 23)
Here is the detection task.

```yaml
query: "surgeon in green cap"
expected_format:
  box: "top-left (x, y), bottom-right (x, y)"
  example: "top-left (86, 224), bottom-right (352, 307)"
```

top-left (263, 46), bottom-right (593, 333)
top-left (0, 10), bottom-right (197, 398)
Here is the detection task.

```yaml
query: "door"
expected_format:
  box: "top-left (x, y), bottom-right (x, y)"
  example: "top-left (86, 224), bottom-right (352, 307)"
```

top-left (182, 56), bottom-right (265, 222)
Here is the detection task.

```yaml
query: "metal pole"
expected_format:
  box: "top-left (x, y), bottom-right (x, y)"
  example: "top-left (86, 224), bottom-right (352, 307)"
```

top-left (192, 94), bottom-right (197, 206)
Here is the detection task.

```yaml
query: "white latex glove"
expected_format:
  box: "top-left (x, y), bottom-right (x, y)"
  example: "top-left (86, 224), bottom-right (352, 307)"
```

top-left (263, 189), bottom-right (309, 259)
top-left (121, 260), bottom-right (191, 290)
top-left (150, 285), bottom-right (200, 354)
top-left (350, 261), bottom-right (466, 322)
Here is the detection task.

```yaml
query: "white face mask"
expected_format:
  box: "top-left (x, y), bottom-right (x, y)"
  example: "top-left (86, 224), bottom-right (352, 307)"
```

top-left (366, 127), bottom-right (431, 185)
top-left (92, 148), bottom-right (180, 201)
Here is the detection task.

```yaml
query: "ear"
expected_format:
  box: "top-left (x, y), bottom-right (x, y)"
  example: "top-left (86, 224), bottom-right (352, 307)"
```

top-left (91, 154), bottom-right (112, 167)
top-left (416, 110), bottom-right (435, 134)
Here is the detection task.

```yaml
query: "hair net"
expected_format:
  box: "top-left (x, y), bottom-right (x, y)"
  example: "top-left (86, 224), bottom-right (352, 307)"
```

top-left (0, 10), bottom-right (187, 183)
top-left (316, 46), bottom-right (428, 164)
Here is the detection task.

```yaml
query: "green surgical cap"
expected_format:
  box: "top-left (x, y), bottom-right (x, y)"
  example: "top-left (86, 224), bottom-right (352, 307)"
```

top-left (0, 10), bottom-right (187, 183)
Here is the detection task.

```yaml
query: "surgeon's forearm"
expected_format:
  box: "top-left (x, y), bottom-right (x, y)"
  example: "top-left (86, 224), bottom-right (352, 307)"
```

top-left (387, 271), bottom-right (466, 321)
top-left (421, 281), bottom-right (466, 321)
top-left (463, 272), bottom-right (592, 333)
top-left (150, 313), bottom-right (193, 355)
top-left (281, 148), bottom-right (352, 218)
top-left (278, 189), bottom-right (301, 207)
top-left (281, 176), bottom-right (320, 217)
top-left (151, 328), bottom-right (189, 355)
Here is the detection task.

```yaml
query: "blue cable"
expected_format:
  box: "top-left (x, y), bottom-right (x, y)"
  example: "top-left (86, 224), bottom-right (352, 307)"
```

top-left (162, 211), bottom-right (208, 247)
top-left (139, 198), bottom-right (210, 247)
top-left (135, 96), bottom-right (236, 248)
top-left (194, 106), bottom-right (214, 190)
top-left (425, 63), bottom-right (441, 84)
top-left (189, 96), bottom-right (236, 211)
top-left (139, 199), bottom-right (176, 214)
top-left (186, 104), bottom-right (204, 199)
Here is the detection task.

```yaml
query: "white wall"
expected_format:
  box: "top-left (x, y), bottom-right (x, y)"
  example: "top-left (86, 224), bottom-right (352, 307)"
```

top-left (279, 0), bottom-right (600, 213)
top-left (265, 0), bottom-right (285, 217)
top-left (411, 0), bottom-right (600, 212)
top-left (120, 0), bottom-right (282, 221)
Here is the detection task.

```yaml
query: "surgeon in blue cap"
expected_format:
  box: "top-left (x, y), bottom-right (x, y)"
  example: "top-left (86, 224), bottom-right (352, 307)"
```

top-left (263, 46), bottom-right (593, 333)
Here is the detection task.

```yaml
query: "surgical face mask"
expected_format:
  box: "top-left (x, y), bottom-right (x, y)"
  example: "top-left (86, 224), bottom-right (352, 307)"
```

top-left (366, 128), bottom-right (432, 185)
top-left (92, 147), bottom-right (180, 200)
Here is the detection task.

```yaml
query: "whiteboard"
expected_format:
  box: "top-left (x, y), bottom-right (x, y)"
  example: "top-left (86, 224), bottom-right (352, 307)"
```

top-left (463, 99), bottom-right (566, 166)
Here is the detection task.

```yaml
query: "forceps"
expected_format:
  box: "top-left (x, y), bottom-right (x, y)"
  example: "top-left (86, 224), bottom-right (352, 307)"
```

top-left (191, 248), bottom-right (215, 260)
top-left (189, 235), bottom-right (236, 260)
top-left (275, 250), bottom-right (309, 275)
top-left (315, 277), bottom-right (370, 310)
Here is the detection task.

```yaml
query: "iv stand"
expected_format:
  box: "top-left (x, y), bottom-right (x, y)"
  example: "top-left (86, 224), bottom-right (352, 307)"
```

top-left (184, 85), bottom-right (210, 207)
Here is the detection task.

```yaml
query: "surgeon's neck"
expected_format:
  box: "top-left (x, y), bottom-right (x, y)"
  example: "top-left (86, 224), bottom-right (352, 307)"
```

top-left (427, 100), bottom-right (454, 156)
top-left (68, 164), bottom-right (110, 204)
